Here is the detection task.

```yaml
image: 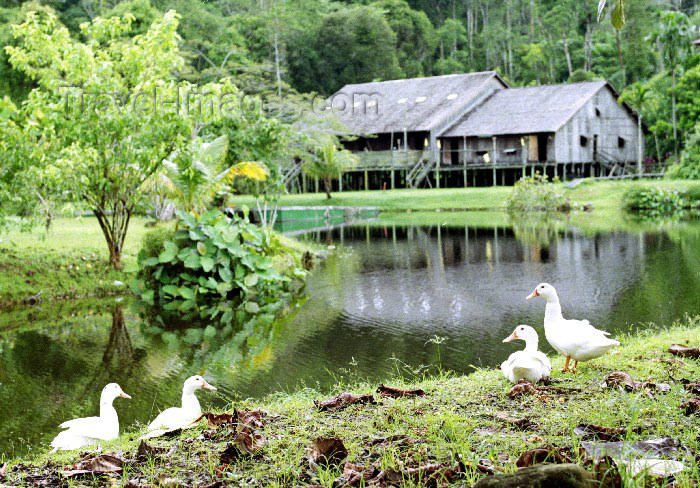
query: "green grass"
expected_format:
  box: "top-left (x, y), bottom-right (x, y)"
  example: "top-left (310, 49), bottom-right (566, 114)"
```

top-left (0, 217), bottom-right (156, 307)
top-left (9, 317), bottom-right (700, 487)
top-left (232, 179), bottom-right (700, 212)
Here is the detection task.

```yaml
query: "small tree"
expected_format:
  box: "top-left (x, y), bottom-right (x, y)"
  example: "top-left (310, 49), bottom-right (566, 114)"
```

top-left (301, 141), bottom-right (358, 199)
top-left (6, 9), bottom-right (190, 268)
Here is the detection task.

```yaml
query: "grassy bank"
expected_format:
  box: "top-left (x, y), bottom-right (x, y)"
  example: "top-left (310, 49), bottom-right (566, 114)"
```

top-left (0, 217), bottom-right (155, 308)
top-left (233, 179), bottom-right (700, 212)
top-left (6, 317), bottom-right (700, 486)
top-left (0, 217), bottom-right (315, 308)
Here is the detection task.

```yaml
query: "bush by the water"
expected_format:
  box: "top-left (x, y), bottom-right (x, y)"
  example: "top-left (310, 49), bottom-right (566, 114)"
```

top-left (623, 185), bottom-right (691, 216)
top-left (134, 209), bottom-right (307, 326)
top-left (506, 173), bottom-right (569, 212)
top-left (667, 125), bottom-right (700, 180)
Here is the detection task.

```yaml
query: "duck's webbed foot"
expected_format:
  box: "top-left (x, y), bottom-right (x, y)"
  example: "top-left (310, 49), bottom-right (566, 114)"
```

top-left (571, 360), bottom-right (579, 373)
top-left (562, 356), bottom-right (571, 373)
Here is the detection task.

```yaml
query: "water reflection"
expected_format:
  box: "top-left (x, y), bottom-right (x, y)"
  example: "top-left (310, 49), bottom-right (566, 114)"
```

top-left (1, 217), bottom-right (700, 458)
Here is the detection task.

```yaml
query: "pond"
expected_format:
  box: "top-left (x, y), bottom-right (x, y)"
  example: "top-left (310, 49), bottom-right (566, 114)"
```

top-left (1, 213), bottom-right (700, 458)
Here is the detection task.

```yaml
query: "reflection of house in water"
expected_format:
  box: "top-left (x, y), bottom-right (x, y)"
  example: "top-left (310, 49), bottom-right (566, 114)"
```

top-left (315, 224), bottom-right (646, 333)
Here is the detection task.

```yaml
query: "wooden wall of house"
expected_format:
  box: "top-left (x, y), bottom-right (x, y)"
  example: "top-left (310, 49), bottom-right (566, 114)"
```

top-left (555, 86), bottom-right (640, 163)
top-left (442, 134), bottom-right (554, 165)
top-left (343, 131), bottom-right (429, 152)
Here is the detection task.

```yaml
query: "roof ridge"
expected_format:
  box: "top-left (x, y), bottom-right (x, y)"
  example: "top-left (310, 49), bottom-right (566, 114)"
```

top-left (341, 71), bottom-right (497, 88)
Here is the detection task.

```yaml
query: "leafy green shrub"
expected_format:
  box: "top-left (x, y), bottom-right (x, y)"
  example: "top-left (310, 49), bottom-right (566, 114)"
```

top-left (623, 185), bottom-right (689, 216)
top-left (666, 125), bottom-right (700, 180)
top-left (133, 209), bottom-right (307, 326)
top-left (140, 226), bottom-right (176, 260)
top-left (506, 173), bottom-right (569, 212)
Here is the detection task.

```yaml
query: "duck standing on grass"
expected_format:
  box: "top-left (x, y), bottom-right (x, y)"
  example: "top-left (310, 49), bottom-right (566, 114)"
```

top-left (50, 383), bottom-right (131, 452)
top-left (526, 283), bottom-right (620, 373)
top-left (143, 375), bottom-right (217, 438)
top-left (501, 325), bottom-right (552, 383)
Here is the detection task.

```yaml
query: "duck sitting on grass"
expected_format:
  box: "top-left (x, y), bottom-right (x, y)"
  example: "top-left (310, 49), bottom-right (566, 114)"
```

top-left (143, 375), bottom-right (217, 438)
top-left (527, 282), bottom-right (620, 373)
top-left (501, 325), bottom-right (552, 383)
top-left (51, 383), bottom-right (131, 452)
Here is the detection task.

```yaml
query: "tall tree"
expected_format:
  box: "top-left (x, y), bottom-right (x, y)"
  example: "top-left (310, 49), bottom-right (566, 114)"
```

top-left (6, 9), bottom-right (190, 268)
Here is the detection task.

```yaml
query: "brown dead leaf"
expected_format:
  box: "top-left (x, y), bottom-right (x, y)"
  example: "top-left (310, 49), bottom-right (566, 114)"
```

top-left (681, 397), bottom-right (700, 416)
top-left (64, 454), bottom-right (124, 477)
top-left (587, 455), bottom-right (622, 488)
top-left (678, 379), bottom-right (700, 395)
top-left (308, 437), bottom-right (348, 467)
top-left (234, 426), bottom-right (265, 454)
top-left (315, 392), bottom-right (376, 411)
top-left (600, 371), bottom-right (642, 391)
top-left (202, 412), bottom-right (236, 428)
top-left (334, 462), bottom-right (379, 486)
top-left (574, 424), bottom-right (627, 442)
top-left (376, 384), bottom-right (426, 398)
top-left (508, 379), bottom-right (539, 398)
top-left (237, 409), bottom-right (265, 429)
top-left (494, 412), bottom-right (533, 429)
top-left (219, 443), bottom-right (240, 465)
top-left (135, 440), bottom-right (166, 460)
top-left (669, 344), bottom-right (700, 358)
top-left (515, 446), bottom-right (572, 467)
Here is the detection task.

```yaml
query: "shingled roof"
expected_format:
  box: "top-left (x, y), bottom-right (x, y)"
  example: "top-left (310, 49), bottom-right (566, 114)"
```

top-left (330, 71), bottom-right (507, 135)
top-left (441, 81), bottom-right (609, 137)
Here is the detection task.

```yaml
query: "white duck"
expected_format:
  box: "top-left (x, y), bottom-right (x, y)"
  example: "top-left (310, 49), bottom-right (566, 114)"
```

top-left (500, 325), bottom-right (552, 383)
top-left (527, 283), bottom-right (620, 372)
top-left (51, 383), bottom-right (131, 452)
top-left (144, 375), bottom-right (217, 437)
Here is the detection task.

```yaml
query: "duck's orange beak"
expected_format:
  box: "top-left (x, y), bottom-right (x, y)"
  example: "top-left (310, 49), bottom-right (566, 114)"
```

top-left (202, 381), bottom-right (217, 391)
top-left (119, 392), bottom-right (132, 399)
top-left (503, 332), bottom-right (518, 343)
top-left (526, 289), bottom-right (539, 300)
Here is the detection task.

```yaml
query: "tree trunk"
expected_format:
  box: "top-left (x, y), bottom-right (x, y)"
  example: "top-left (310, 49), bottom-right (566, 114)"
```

top-left (273, 32), bottom-right (282, 98)
top-left (584, 19), bottom-right (593, 71)
top-left (563, 35), bottom-right (573, 78)
top-left (323, 177), bottom-right (332, 199)
top-left (93, 205), bottom-right (131, 270)
top-left (615, 29), bottom-right (625, 85)
top-left (671, 68), bottom-right (678, 158)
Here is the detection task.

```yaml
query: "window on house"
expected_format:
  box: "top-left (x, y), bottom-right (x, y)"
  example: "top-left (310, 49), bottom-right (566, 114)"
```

top-left (618, 137), bottom-right (625, 148)
top-left (595, 108), bottom-right (601, 117)
top-left (503, 148), bottom-right (517, 154)
top-left (580, 136), bottom-right (588, 147)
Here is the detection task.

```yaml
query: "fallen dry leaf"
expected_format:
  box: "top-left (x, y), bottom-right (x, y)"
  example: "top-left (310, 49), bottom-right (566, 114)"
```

top-left (494, 412), bottom-right (533, 429)
top-left (681, 397), bottom-right (700, 416)
top-left (668, 344), bottom-right (700, 358)
top-left (580, 437), bottom-right (680, 459)
top-left (135, 440), bottom-right (166, 460)
top-left (308, 437), bottom-right (348, 467)
top-left (314, 392), bottom-right (376, 411)
top-left (627, 459), bottom-right (685, 478)
top-left (334, 462), bottom-right (379, 486)
top-left (574, 424), bottom-right (627, 442)
top-left (508, 379), bottom-right (539, 398)
top-left (677, 379), bottom-right (700, 395)
top-left (63, 454), bottom-right (124, 477)
top-left (586, 455), bottom-right (621, 488)
top-left (201, 412), bottom-right (236, 428)
top-left (376, 384), bottom-right (426, 398)
top-left (600, 372), bottom-right (642, 391)
top-left (515, 446), bottom-right (572, 467)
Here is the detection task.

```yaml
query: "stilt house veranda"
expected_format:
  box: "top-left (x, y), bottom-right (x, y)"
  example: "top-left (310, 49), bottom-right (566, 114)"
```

top-left (320, 71), bottom-right (643, 190)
